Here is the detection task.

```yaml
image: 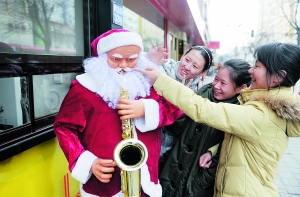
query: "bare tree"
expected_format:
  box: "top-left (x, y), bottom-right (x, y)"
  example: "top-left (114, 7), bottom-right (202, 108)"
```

top-left (240, 32), bottom-right (271, 60)
top-left (1, 0), bottom-right (61, 53)
top-left (276, 0), bottom-right (300, 45)
top-left (23, 0), bottom-right (61, 53)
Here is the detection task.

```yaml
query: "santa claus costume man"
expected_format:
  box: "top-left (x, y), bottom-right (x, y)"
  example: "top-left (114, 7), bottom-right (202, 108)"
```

top-left (54, 29), bottom-right (183, 197)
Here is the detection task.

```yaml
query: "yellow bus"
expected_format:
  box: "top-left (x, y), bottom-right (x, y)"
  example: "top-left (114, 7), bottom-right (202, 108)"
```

top-left (0, 138), bottom-right (80, 197)
top-left (0, 1), bottom-right (204, 196)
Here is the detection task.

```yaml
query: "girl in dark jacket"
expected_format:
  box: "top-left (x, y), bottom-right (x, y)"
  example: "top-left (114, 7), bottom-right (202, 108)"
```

top-left (158, 59), bottom-right (252, 197)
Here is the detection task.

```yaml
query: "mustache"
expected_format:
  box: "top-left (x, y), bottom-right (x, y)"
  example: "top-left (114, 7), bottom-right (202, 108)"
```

top-left (114, 67), bottom-right (132, 72)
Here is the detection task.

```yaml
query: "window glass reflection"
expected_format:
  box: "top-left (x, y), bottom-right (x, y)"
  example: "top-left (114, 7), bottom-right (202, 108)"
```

top-left (0, 0), bottom-right (83, 56)
top-left (123, 6), bottom-right (164, 52)
top-left (0, 76), bottom-right (30, 132)
top-left (33, 73), bottom-right (79, 118)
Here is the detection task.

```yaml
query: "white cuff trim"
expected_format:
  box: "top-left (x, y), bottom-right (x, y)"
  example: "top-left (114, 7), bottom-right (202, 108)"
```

top-left (141, 164), bottom-right (162, 197)
top-left (76, 73), bottom-right (97, 93)
top-left (77, 163), bottom-right (161, 197)
top-left (71, 151), bottom-right (98, 184)
top-left (134, 99), bottom-right (159, 132)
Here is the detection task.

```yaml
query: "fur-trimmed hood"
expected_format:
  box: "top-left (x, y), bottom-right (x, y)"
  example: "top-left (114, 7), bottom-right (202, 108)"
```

top-left (239, 87), bottom-right (300, 137)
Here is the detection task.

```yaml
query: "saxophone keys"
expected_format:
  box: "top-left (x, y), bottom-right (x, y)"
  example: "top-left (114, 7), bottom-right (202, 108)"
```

top-left (122, 132), bottom-right (131, 139)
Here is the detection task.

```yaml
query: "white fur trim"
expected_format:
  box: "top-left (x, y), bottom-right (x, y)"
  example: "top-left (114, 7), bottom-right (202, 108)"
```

top-left (76, 73), bottom-right (97, 93)
top-left (75, 152), bottom-right (161, 197)
top-left (71, 151), bottom-right (98, 184)
top-left (79, 183), bottom-right (123, 197)
top-left (141, 164), bottom-right (162, 197)
top-left (134, 99), bottom-right (159, 132)
top-left (97, 32), bottom-right (143, 54)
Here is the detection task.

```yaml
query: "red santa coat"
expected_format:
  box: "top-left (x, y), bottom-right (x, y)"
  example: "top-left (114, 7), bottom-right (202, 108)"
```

top-left (54, 75), bottom-right (183, 197)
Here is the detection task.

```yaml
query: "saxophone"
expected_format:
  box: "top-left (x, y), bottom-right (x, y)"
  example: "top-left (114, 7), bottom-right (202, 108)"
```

top-left (113, 85), bottom-right (148, 197)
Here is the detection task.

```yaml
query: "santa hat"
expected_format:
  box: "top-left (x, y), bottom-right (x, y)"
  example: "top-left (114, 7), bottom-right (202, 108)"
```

top-left (91, 29), bottom-right (144, 57)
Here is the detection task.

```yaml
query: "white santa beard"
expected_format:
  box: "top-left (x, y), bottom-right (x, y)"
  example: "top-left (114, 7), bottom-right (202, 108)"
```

top-left (83, 52), bottom-right (156, 109)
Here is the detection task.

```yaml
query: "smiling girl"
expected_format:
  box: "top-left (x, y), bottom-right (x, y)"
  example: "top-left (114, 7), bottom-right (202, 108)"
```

top-left (147, 45), bottom-right (213, 92)
top-left (157, 59), bottom-right (251, 197)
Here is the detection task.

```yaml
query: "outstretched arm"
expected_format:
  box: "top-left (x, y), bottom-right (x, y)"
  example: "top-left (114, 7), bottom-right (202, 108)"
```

top-left (116, 88), bottom-right (183, 131)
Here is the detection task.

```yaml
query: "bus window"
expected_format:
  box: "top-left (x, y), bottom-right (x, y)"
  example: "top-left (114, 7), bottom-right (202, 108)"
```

top-left (0, 76), bottom-right (30, 132)
top-left (33, 73), bottom-right (80, 118)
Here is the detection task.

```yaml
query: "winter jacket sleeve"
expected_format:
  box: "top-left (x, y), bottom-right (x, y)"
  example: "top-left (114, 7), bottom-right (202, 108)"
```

top-left (152, 87), bottom-right (184, 128)
top-left (159, 59), bottom-right (177, 76)
top-left (153, 74), bottom-right (264, 141)
top-left (134, 87), bottom-right (184, 131)
top-left (208, 144), bottom-right (219, 156)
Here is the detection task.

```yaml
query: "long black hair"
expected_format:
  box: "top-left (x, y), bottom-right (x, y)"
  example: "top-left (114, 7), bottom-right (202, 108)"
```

top-left (221, 59), bottom-right (252, 88)
top-left (254, 42), bottom-right (300, 89)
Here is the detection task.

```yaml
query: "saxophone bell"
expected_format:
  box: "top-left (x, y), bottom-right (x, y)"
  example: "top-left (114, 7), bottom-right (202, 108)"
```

top-left (114, 138), bottom-right (148, 171)
top-left (113, 138), bottom-right (148, 197)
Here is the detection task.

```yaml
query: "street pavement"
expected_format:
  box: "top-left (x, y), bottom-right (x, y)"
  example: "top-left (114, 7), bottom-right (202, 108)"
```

top-left (275, 137), bottom-right (300, 197)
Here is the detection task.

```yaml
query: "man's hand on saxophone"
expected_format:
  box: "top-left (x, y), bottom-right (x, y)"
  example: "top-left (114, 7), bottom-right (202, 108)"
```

top-left (116, 99), bottom-right (145, 120)
top-left (90, 158), bottom-right (116, 183)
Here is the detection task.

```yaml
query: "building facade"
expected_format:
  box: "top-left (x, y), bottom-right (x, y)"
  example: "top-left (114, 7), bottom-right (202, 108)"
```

top-left (257, 0), bottom-right (300, 91)
top-left (257, 0), bottom-right (299, 45)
